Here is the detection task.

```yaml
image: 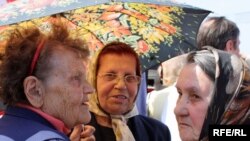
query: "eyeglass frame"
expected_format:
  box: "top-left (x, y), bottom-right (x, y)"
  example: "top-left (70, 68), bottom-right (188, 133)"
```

top-left (98, 73), bottom-right (141, 85)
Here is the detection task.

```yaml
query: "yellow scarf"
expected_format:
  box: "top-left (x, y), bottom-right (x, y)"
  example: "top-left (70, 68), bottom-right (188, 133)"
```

top-left (89, 93), bottom-right (137, 141)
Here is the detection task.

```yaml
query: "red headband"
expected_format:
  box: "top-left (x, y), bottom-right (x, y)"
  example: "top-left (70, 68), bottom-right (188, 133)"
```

top-left (29, 39), bottom-right (45, 75)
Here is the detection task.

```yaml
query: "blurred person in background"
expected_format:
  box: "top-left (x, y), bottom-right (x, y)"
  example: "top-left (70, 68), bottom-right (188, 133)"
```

top-left (147, 54), bottom-right (187, 141)
top-left (197, 16), bottom-right (250, 64)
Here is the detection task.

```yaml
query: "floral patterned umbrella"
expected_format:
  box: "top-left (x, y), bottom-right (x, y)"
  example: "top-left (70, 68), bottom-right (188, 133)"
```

top-left (0, 0), bottom-right (210, 71)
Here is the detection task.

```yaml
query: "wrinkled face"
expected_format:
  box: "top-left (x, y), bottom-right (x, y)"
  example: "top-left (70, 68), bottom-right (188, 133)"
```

top-left (96, 54), bottom-right (139, 115)
top-left (174, 63), bottom-right (213, 141)
top-left (41, 47), bottom-right (94, 129)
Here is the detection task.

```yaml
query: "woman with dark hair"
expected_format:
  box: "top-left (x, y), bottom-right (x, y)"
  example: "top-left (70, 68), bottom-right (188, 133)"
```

top-left (175, 47), bottom-right (250, 141)
top-left (0, 20), bottom-right (95, 140)
top-left (86, 41), bottom-right (171, 141)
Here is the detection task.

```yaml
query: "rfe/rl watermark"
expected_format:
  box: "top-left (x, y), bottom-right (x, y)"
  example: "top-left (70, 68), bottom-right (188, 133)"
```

top-left (209, 125), bottom-right (250, 141)
top-left (213, 129), bottom-right (247, 136)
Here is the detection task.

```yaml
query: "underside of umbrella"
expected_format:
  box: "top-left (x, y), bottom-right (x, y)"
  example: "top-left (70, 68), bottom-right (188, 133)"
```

top-left (0, 0), bottom-right (211, 71)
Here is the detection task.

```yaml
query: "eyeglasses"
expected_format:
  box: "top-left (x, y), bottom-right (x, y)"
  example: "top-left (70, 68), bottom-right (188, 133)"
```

top-left (98, 73), bottom-right (141, 84)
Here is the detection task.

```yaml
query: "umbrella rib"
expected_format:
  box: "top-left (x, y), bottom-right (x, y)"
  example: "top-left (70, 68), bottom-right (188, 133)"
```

top-left (59, 14), bottom-right (105, 46)
top-left (111, 7), bottom-right (176, 35)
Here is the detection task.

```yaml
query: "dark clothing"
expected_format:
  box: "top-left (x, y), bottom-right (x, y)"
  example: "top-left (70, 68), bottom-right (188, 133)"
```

top-left (88, 112), bottom-right (171, 141)
top-left (0, 106), bottom-right (69, 141)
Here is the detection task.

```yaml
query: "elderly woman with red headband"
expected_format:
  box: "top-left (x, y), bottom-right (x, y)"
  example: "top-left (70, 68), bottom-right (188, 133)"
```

top-left (0, 22), bottom-right (95, 140)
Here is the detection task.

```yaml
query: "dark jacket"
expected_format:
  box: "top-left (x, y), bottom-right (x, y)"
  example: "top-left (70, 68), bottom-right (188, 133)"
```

top-left (88, 112), bottom-right (171, 141)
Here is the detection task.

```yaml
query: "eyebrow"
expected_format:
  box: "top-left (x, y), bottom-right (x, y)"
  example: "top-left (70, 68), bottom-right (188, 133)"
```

top-left (176, 85), bottom-right (200, 94)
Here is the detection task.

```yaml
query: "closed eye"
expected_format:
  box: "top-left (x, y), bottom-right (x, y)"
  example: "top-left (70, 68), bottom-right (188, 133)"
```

top-left (103, 73), bottom-right (117, 81)
top-left (189, 94), bottom-right (200, 101)
top-left (71, 74), bottom-right (83, 87)
top-left (176, 88), bottom-right (182, 99)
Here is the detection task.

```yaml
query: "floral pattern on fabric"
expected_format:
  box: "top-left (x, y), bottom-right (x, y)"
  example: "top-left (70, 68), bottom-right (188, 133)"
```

top-left (199, 48), bottom-right (250, 140)
top-left (0, 1), bottom-right (210, 71)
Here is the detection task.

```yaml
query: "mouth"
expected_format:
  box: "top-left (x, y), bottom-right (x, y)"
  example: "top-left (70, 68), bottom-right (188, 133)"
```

top-left (82, 101), bottom-right (89, 106)
top-left (178, 122), bottom-right (190, 128)
top-left (113, 95), bottom-right (128, 99)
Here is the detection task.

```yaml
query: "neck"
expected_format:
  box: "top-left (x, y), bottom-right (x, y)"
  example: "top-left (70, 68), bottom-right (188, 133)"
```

top-left (96, 115), bottom-right (112, 128)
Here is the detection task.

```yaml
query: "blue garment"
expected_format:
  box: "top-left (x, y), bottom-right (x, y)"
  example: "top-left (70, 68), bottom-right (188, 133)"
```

top-left (0, 106), bottom-right (70, 141)
top-left (136, 72), bottom-right (147, 116)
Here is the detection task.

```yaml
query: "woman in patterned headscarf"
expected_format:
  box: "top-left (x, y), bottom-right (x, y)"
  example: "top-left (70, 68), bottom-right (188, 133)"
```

top-left (174, 46), bottom-right (250, 141)
top-left (86, 41), bottom-right (171, 141)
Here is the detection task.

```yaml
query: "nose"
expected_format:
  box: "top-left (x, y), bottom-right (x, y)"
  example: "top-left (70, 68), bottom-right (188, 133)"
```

top-left (114, 76), bottom-right (127, 89)
top-left (83, 82), bottom-right (95, 95)
top-left (174, 95), bottom-right (189, 117)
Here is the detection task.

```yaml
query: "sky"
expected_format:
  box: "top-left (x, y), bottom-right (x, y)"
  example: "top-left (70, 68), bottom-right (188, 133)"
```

top-left (173, 0), bottom-right (250, 54)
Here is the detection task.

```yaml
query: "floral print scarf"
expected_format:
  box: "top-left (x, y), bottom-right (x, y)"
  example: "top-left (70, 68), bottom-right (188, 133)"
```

top-left (199, 48), bottom-right (250, 140)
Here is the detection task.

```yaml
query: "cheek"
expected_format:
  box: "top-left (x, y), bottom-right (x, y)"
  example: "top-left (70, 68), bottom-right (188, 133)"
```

top-left (191, 102), bottom-right (209, 132)
top-left (59, 88), bottom-right (82, 111)
top-left (96, 81), bottom-right (113, 101)
top-left (63, 91), bottom-right (82, 106)
top-left (60, 89), bottom-right (85, 126)
top-left (64, 85), bottom-right (87, 110)
top-left (42, 87), bottom-right (68, 119)
top-left (127, 86), bottom-right (138, 102)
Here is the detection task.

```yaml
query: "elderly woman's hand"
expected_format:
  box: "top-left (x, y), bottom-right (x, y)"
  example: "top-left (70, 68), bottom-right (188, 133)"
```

top-left (70, 124), bottom-right (95, 141)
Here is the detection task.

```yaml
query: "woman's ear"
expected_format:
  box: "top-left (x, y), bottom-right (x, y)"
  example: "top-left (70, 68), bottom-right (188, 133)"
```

top-left (23, 76), bottom-right (44, 108)
top-left (225, 40), bottom-right (235, 52)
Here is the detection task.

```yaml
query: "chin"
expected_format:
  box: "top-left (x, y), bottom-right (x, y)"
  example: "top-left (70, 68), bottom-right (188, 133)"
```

top-left (108, 108), bottom-right (128, 115)
top-left (180, 134), bottom-right (198, 141)
top-left (80, 111), bottom-right (91, 124)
